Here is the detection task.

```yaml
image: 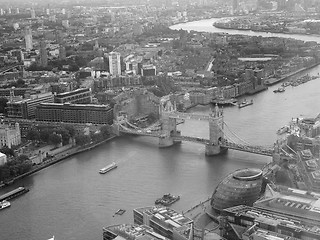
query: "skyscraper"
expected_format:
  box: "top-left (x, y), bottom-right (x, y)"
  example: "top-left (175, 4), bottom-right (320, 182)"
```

top-left (25, 26), bottom-right (33, 51)
top-left (59, 44), bottom-right (66, 60)
top-left (108, 52), bottom-right (121, 76)
top-left (40, 41), bottom-right (48, 67)
top-left (233, 0), bottom-right (239, 12)
top-left (30, 8), bottom-right (36, 18)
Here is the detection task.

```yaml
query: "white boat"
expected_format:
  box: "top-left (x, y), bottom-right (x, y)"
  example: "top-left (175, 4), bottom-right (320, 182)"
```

top-left (99, 162), bottom-right (117, 174)
top-left (0, 200), bottom-right (11, 210)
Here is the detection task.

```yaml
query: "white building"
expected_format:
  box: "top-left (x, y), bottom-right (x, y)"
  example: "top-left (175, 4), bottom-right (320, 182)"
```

top-left (108, 52), bottom-right (121, 76)
top-left (0, 152), bottom-right (7, 166)
top-left (0, 123), bottom-right (21, 148)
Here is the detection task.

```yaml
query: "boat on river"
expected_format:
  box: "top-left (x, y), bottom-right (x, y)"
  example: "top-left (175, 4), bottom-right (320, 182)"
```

top-left (273, 87), bottom-right (285, 93)
top-left (99, 162), bottom-right (117, 174)
top-left (0, 187), bottom-right (29, 202)
top-left (155, 193), bottom-right (180, 206)
top-left (238, 99), bottom-right (253, 108)
top-left (115, 209), bottom-right (126, 215)
top-left (0, 200), bottom-right (11, 210)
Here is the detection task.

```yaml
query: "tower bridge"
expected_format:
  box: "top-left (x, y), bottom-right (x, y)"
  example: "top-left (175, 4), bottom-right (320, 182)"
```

top-left (114, 97), bottom-right (274, 157)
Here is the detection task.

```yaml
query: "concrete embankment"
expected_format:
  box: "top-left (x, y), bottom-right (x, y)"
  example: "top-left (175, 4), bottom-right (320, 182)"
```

top-left (0, 136), bottom-right (117, 189)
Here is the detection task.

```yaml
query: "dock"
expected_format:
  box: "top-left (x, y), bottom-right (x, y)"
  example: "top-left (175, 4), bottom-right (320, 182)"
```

top-left (0, 187), bottom-right (29, 201)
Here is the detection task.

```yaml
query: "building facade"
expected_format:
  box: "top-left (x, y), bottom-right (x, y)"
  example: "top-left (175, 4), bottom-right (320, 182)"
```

top-left (6, 92), bottom-right (54, 119)
top-left (133, 206), bottom-right (193, 240)
top-left (25, 26), bottom-right (33, 51)
top-left (36, 103), bottom-right (113, 125)
top-left (0, 122), bottom-right (21, 148)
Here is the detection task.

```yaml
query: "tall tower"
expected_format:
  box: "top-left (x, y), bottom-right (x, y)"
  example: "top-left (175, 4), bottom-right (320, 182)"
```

top-left (108, 52), bottom-right (121, 76)
top-left (25, 26), bottom-right (33, 51)
top-left (233, 0), bottom-right (239, 12)
top-left (40, 41), bottom-right (48, 67)
top-left (205, 104), bottom-right (225, 156)
top-left (30, 8), bottom-right (36, 18)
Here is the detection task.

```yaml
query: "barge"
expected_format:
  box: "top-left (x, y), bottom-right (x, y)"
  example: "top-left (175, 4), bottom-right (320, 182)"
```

top-left (0, 187), bottom-right (29, 202)
top-left (155, 193), bottom-right (180, 206)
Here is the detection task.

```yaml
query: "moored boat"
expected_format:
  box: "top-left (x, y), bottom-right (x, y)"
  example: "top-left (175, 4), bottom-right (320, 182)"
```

top-left (99, 162), bottom-right (117, 174)
top-left (273, 87), bottom-right (285, 93)
top-left (277, 126), bottom-right (289, 135)
top-left (155, 193), bottom-right (180, 206)
top-left (238, 99), bottom-right (253, 108)
top-left (0, 200), bottom-right (11, 210)
top-left (0, 187), bottom-right (29, 202)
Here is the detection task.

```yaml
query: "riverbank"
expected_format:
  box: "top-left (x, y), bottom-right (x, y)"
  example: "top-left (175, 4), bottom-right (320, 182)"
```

top-left (264, 62), bottom-right (320, 86)
top-left (0, 136), bottom-right (117, 189)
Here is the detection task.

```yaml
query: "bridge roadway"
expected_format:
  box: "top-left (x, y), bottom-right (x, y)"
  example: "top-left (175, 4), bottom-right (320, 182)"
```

top-left (162, 112), bottom-right (211, 121)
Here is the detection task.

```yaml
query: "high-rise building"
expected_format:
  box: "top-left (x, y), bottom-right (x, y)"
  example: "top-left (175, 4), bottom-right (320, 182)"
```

top-left (16, 8), bottom-right (19, 14)
top-left (59, 44), bottom-right (66, 60)
top-left (108, 52), bottom-right (121, 76)
top-left (233, 0), bottom-right (239, 12)
top-left (30, 8), bottom-right (36, 18)
top-left (39, 41), bottom-right (48, 67)
top-left (25, 26), bottom-right (33, 51)
top-left (0, 9), bottom-right (3, 15)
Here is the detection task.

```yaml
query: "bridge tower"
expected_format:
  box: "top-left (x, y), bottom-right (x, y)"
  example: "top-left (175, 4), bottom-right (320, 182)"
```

top-left (206, 104), bottom-right (225, 156)
top-left (158, 98), bottom-right (180, 147)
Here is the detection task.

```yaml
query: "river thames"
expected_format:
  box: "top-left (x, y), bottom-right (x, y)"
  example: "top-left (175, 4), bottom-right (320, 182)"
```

top-left (2, 20), bottom-right (320, 240)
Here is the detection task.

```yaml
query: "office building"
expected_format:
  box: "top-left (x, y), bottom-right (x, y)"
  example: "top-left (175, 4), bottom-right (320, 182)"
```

top-left (109, 52), bottom-right (121, 76)
top-left (54, 88), bottom-right (92, 104)
top-left (141, 65), bottom-right (156, 77)
top-left (133, 206), bottom-right (193, 240)
top-left (40, 41), bottom-right (48, 67)
top-left (219, 185), bottom-right (320, 240)
top-left (6, 92), bottom-right (54, 119)
top-left (103, 224), bottom-right (169, 240)
top-left (36, 103), bottom-right (113, 125)
top-left (25, 26), bottom-right (33, 51)
top-left (59, 44), bottom-right (66, 60)
top-left (0, 122), bottom-right (21, 148)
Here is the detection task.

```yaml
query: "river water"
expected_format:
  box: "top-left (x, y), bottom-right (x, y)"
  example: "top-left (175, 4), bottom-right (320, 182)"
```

top-left (2, 20), bottom-right (320, 240)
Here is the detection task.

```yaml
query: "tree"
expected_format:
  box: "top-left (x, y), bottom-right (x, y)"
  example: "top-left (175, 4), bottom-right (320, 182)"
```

top-left (75, 134), bottom-right (91, 146)
top-left (26, 129), bottom-right (40, 142)
top-left (16, 155), bottom-right (29, 162)
top-left (64, 125), bottom-right (76, 138)
top-left (40, 128), bottom-right (52, 142)
top-left (0, 147), bottom-right (14, 157)
top-left (54, 128), bottom-right (70, 145)
top-left (100, 125), bottom-right (110, 139)
top-left (49, 133), bottom-right (62, 146)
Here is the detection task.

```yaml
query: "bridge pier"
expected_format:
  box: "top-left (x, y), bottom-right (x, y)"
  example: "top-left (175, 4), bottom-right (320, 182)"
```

top-left (205, 144), bottom-right (226, 156)
top-left (159, 135), bottom-right (174, 148)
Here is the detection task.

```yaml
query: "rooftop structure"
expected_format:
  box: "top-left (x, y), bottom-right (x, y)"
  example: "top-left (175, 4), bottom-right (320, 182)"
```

top-left (103, 224), bottom-right (169, 240)
top-left (54, 88), bottom-right (92, 104)
top-left (133, 206), bottom-right (193, 240)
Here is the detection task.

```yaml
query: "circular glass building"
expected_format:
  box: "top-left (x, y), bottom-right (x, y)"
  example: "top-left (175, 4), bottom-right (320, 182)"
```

top-left (210, 168), bottom-right (264, 213)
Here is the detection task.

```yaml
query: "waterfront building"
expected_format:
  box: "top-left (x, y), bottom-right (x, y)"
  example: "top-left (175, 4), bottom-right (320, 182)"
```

top-left (0, 122), bottom-right (21, 148)
top-left (133, 206), bottom-right (193, 240)
top-left (25, 26), bottom-right (33, 51)
top-left (6, 92), bottom-right (54, 119)
top-left (211, 168), bottom-right (264, 213)
top-left (103, 224), bottom-right (170, 240)
top-left (108, 52), bottom-right (121, 76)
top-left (220, 185), bottom-right (320, 240)
top-left (54, 88), bottom-right (92, 104)
top-left (36, 103), bottom-right (113, 125)
top-left (0, 152), bottom-right (7, 166)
